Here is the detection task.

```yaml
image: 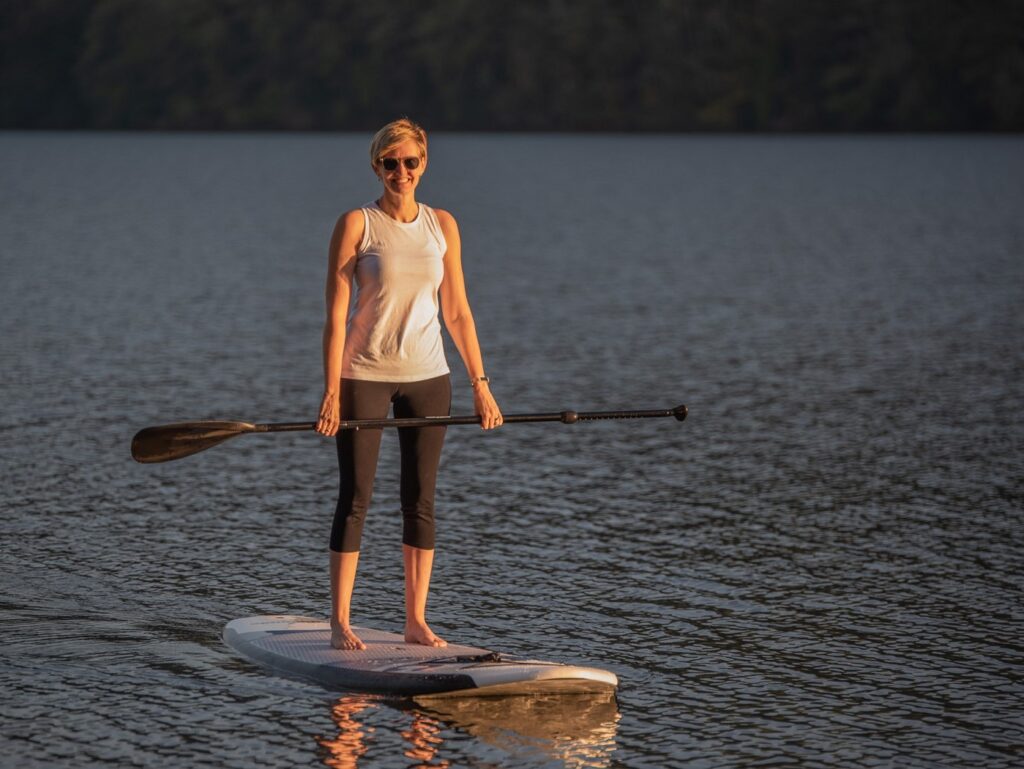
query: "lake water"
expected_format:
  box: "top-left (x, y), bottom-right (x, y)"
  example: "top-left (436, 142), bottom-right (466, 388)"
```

top-left (1, 133), bottom-right (1022, 768)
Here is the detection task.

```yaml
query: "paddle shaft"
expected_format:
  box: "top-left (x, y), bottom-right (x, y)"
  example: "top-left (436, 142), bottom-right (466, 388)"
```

top-left (131, 405), bottom-right (687, 463)
top-left (257, 405), bottom-right (687, 432)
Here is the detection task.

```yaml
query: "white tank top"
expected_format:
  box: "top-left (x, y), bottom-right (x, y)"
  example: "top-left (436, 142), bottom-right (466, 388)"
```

top-left (342, 202), bottom-right (450, 382)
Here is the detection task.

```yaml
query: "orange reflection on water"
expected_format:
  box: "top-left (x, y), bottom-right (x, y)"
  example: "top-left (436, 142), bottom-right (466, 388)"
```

top-left (317, 691), bottom-right (620, 768)
top-left (416, 694), bottom-right (621, 768)
top-left (401, 711), bottom-right (450, 769)
top-left (316, 695), bottom-right (376, 769)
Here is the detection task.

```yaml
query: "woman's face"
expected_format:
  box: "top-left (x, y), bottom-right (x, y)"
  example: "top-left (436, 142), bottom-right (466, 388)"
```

top-left (376, 139), bottom-right (426, 195)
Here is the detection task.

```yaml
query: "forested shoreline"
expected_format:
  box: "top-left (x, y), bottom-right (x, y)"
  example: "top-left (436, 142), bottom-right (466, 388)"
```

top-left (2, 0), bottom-right (1022, 131)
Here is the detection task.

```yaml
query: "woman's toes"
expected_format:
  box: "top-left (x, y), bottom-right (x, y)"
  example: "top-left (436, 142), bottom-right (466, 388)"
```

top-left (331, 626), bottom-right (365, 651)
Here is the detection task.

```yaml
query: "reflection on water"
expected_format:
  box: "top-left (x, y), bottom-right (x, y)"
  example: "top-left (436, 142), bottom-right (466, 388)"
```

top-left (414, 694), bottom-right (621, 768)
top-left (316, 696), bottom-right (377, 768)
top-left (316, 693), bottom-right (620, 768)
top-left (401, 710), bottom-right (448, 769)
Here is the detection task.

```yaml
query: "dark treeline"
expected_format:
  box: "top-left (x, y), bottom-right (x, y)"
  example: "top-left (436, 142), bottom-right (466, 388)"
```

top-left (2, 0), bottom-right (1022, 131)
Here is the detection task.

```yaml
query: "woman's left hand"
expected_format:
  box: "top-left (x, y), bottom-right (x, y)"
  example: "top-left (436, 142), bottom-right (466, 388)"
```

top-left (473, 383), bottom-right (503, 430)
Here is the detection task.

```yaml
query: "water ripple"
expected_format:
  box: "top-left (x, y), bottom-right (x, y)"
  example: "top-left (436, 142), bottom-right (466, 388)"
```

top-left (2, 133), bottom-right (1022, 767)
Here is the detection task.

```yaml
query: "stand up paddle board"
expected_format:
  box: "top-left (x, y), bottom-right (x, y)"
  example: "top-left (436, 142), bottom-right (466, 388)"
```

top-left (224, 615), bottom-right (618, 698)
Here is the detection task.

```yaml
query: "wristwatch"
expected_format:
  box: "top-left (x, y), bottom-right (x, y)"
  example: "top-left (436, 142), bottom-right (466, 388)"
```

top-left (470, 375), bottom-right (490, 387)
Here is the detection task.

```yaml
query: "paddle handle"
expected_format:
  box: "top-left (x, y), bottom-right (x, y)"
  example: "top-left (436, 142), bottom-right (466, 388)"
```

top-left (255, 405), bottom-right (687, 432)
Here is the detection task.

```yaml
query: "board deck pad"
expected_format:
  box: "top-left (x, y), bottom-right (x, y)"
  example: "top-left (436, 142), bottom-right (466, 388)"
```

top-left (224, 615), bottom-right (618, 698)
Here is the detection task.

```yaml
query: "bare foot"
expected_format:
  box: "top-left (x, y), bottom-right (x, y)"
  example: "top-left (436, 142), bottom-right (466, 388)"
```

top-left (405, 621), bottom-right (447, 648)
top-left (331, 622), bottom-right (366, 651)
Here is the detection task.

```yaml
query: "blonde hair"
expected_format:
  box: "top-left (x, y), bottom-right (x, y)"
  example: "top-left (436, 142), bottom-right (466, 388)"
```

top-left (369, 118), bottom-right (428, 169)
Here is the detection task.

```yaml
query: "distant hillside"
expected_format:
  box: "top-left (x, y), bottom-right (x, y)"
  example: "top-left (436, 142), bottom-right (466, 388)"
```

top-left (2, 0), bottom-right (1022, 130)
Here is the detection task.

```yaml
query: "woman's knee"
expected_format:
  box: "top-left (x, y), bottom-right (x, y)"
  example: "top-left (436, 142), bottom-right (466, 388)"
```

top-left (331, 499), bottom-right (371, 552)
top-left (401, 502), bottom-right (435, 550)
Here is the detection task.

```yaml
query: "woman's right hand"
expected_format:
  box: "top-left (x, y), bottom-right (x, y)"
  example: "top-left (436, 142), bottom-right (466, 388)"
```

top-left (317, 390), bottom-right (341, 436)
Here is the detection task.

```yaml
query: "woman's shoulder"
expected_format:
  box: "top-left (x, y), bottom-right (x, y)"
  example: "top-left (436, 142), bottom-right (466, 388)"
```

top-left (334, 207), bottom-right (367, 229)
top-left (330, 208), bottom-right (367, 248)
top-left (424, 205), bottom-right (457, 230)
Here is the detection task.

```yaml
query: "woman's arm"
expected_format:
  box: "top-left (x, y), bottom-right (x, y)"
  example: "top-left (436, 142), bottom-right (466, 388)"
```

top-left (436, 209), bottom-right (503, 430)
top-left (316, 210), bottom-right (363, 436)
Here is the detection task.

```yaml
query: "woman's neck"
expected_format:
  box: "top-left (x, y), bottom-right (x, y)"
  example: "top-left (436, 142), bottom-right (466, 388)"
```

top-left (376, 192), bottom-right (419, 223)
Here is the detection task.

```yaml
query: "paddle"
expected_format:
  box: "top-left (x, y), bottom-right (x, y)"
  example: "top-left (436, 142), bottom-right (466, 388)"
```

top-left (131, 404), bottom-right (687, 464)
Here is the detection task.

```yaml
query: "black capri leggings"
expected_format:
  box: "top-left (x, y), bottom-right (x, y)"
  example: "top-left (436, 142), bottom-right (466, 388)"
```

top-left (329, 374), bottom-right (451, 553)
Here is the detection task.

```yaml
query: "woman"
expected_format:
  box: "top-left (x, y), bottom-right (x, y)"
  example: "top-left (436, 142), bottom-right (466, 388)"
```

top-left (316, 118), bottom-right (503, 651)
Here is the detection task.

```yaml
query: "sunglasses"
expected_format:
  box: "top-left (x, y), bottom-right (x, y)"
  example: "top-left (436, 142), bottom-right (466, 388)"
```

top-left (378, 156), bottom-right (421, 171)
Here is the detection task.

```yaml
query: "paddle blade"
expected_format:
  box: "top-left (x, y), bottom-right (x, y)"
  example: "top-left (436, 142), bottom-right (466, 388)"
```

top-left (131, 421), bottom-right (256, 463)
